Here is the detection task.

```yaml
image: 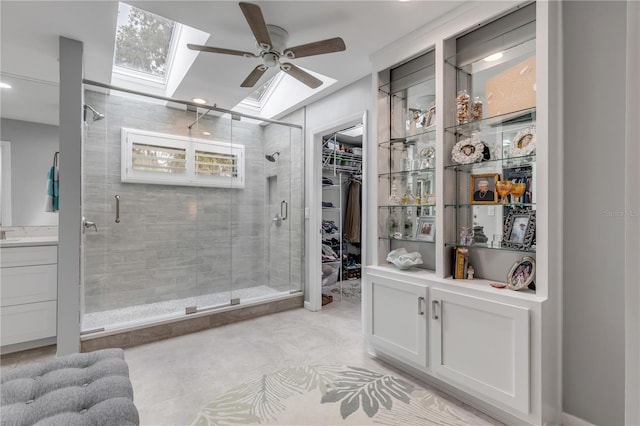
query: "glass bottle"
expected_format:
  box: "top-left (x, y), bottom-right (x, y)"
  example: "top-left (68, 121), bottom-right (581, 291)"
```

top-left (456, 90), bottom-right (470, 124)
top-left (471, 97), bottom-right (483, 121)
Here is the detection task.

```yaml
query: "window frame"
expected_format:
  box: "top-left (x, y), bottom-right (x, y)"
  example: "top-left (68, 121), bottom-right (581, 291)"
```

top-left (121, 128), bottom-right (245, 189)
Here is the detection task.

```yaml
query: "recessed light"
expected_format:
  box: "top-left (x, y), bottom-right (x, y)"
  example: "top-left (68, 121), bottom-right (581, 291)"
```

top-left (192, 98), bottom-right (207, 104)
top-left (483, 52), bottom-right (504, 62)
top-left (0, 82), bottom-right (12, 89)
top-left (202, 131), bottom-right (211, 136)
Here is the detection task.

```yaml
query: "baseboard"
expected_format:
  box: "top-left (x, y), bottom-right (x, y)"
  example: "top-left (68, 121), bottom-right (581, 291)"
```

top-left (562, 412), bottom-right (595, 426)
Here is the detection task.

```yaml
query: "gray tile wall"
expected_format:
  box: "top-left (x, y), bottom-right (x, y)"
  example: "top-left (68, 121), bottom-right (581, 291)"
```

top-left (82, 91), bottom-right (303, 316)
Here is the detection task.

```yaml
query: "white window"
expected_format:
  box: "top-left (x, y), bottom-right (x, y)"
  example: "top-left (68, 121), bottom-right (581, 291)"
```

top-left (121, 128), bottom-right (244, 188)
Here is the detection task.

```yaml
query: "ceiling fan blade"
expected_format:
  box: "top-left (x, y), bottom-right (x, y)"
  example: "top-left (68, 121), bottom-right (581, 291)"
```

top-left (239, 2), bottom-right (272, 49)
top-left (241, 65), bottom-right (267, 88)
top-left (283, 37), bottom-right (346, 59)
top-left (187, 44), bottom-right (256, 58)
top-left (280, 63), bottom-right (322, 89)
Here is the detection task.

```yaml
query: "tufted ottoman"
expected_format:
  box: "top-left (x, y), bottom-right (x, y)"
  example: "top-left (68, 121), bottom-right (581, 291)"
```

top-left (1, 348), bottom-right (139, 426)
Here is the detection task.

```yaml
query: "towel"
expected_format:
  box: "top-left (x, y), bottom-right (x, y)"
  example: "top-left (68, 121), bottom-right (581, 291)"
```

top-left (45, 165), bottom-right (59, 212)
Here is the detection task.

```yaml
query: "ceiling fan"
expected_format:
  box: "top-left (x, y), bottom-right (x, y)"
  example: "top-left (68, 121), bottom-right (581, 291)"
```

top-left (187, 2), bottom-right (346, 89)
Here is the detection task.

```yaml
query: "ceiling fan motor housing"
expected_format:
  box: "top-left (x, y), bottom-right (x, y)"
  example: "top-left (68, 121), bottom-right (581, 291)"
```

top-left (264, 25), bottom-right (289, 54)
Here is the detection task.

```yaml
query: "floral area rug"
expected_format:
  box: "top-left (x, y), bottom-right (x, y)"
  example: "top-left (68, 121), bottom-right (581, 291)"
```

top-left (191, 365), bottom-right (492, 425)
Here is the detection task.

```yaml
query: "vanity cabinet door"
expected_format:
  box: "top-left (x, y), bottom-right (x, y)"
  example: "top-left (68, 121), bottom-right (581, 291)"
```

top-left (431, 288), bottom-right (530, 413)
top-left (364, 273), bottom-right (428, 369)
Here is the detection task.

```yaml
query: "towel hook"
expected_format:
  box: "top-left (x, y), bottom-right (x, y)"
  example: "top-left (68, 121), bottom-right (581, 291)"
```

top-left (53, 151), bottom-right (59, 167)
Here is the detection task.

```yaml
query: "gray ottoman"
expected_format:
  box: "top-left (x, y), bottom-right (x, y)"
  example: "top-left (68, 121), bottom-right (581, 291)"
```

top-left (1, 348), bottom-right (139, 426)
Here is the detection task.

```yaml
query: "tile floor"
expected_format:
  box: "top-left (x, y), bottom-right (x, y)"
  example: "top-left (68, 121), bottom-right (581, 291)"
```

top-left (1, 299), bottom-right (502, 426)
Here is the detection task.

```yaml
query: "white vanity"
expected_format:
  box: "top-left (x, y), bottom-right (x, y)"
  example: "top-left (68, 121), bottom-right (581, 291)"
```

top-left (1, 235), bottom-right (58, 352)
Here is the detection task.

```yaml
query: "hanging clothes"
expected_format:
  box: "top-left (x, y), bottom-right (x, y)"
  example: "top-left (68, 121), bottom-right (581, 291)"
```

top-left (343, 180), bottom-right (361, 243)
top-left (45, 152), bottom-right (59, 212)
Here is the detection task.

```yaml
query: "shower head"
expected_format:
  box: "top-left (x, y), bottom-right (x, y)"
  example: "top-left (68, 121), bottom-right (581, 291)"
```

top-left (84, 104), bottom-right (104, 122)
top-left (265, 151), bottom-right (280, 162)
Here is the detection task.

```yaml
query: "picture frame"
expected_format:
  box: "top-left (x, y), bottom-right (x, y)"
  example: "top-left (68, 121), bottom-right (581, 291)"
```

top-left (415, 216), bottom-right (436, 241)
top-left (507, 125), bottom-right (536, 157)
top-left (502, 208), bottom-right (536, 249)
top-left (507, 256), bottom-right (536, 290)
top-left (470, 173), bottom-right (499, 204)
top-left (425, 105), bottom-right (436, 128)
top-left (451, 136), bottom-right (484, 164)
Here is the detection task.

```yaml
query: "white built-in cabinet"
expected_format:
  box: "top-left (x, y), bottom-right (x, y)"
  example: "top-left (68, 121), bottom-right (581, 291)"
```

top-left (365, 272), bottom-right (428, 369)
top-left (430, 288), bottom-right (530, 414)
top-left (1, 245), bottom-right (58, 348)
top-left (365, 1), bottom-right (562, 425)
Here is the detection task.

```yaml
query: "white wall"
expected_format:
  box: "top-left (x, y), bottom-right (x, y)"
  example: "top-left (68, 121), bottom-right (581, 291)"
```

top-left (563, 2), bottom-right (628, 424)
top-left (0, 118), bottom-right (59, 226)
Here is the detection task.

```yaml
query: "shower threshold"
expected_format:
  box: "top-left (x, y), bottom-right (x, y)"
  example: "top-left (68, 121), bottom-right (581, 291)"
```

top-left (82, 285), bottom-right (283, 333)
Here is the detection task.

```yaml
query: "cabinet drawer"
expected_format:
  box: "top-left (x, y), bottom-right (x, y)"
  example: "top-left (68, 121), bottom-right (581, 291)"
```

top-left (0, 246), bottom-right (57, 267)
top-left (1, 301), bottom-right (57, 346)
top-left (1, 264), bottom-right (57, 307)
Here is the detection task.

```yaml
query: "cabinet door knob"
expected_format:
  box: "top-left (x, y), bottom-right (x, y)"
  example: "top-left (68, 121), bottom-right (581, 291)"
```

top-left (432, 300), bottom-right (440, 320)
top-left (418, 297), bottom-right (425, 315)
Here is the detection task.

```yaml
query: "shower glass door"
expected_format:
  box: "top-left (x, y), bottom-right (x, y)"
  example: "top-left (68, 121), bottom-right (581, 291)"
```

top-left (81, 83), bottom-right (303, 333)
top-left (81, 87), bottom-right (220, 332)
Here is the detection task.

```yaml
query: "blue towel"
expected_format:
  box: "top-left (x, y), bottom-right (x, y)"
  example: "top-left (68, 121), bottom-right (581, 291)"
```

top-left (45, 166), bottom-right (59, 212)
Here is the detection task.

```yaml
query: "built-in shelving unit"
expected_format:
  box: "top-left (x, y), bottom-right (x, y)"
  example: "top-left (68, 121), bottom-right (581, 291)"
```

top-left (377, 52), bottom-right (437, 270)
top-left (364, 2), bottom-right (562, 425)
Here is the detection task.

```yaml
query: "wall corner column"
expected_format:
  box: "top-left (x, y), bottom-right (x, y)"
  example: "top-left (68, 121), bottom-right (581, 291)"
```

top-left (57, 36), bottom-right (83, 355)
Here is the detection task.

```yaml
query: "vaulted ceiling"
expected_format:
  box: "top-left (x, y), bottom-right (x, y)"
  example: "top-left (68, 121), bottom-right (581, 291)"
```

top-left (1, 1), bottom-right (465, 126)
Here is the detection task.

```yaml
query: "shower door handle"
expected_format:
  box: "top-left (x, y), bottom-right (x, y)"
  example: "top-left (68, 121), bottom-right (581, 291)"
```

top-left (115, 195), bottom-right (120, 223)
top-left (281, 200), bottom-right (288, 221)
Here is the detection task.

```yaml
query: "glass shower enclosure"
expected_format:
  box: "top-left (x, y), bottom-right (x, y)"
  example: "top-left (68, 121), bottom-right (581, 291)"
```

top-left (80, 85), bottom-right (303, 332)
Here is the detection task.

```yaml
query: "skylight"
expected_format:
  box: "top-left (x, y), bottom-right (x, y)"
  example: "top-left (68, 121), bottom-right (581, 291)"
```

top-left (245, 75), bottom-right (279, 103)
top-left (114, 3), bottom-right (179, 81)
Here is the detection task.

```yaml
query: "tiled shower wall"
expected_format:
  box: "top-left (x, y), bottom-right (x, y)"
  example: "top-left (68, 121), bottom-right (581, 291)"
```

top-left (82, 91), bottom-right (302, 314)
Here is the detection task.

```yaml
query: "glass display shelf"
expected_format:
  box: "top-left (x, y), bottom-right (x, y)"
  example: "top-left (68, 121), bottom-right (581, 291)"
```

top-left (322, 184), bottom-right (341, 189)
top-left (378, 168), bottom-right (436, 179)
top-left (378, 129), bottom-right (436, 147)
top-left (378, 68), bottom-right (435, 96)
top-left (322, 259), bottom-right (341, 265)
top-left (379, 204), bottom-right (436, 209)
top-left (445, 107), bottom-right (536, 136)
top-left (445, 153), bottom-right (536, 172)
top-left (444, 27), bottom-right (535, 71)
top-left (444, 242), bottom-right (536, 253)
top-left (380, 236), bottom-right (436, 244)
top-left (444, 202), bottom-right (535, 208)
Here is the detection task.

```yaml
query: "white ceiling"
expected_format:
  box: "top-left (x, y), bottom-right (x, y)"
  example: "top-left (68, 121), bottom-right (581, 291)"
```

top-left (1, 1), bottom-right (465, 126)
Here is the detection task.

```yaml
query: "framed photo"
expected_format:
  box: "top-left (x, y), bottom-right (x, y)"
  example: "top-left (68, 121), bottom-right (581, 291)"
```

top-left (502, 208), bottom-right (536, 249)
top-left (425, 106), bottom-right (436, 128)
top-left (470, 173), bottom-right (499, 204)
top-left (507, 256), bottom-right (536, 290)
top-left (508, 125), bottom-right (536, 157)
top-left (416, 216), bottom-right (436, 241)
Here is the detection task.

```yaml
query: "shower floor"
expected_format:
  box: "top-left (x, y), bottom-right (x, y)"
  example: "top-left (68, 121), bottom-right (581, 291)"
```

top-left (82, 285), bottom-right (284, 332)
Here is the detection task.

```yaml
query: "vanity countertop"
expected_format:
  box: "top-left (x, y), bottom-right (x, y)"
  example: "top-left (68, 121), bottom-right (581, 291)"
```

top-left (0, 236), bottom-right (58, 248)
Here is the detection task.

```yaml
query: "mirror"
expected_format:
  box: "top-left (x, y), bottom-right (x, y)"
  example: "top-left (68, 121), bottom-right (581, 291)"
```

top-left (0, 75), bottom-right (59, 226)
